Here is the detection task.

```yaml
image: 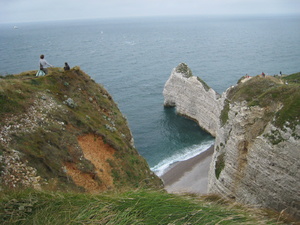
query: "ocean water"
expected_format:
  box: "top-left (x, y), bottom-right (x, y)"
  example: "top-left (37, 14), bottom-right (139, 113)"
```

top-left (1, 15), bottom-right (299, 176)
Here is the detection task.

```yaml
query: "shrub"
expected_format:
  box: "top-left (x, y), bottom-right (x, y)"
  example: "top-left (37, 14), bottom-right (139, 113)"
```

top-left (215, 152), bottom-right (225, 179)
top-left (220, 100), bottom-right (230, 127)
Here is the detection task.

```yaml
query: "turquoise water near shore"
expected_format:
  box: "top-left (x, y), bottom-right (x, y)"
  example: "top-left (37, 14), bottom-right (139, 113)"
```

top-left (1, 15), bottom-right (299, 175)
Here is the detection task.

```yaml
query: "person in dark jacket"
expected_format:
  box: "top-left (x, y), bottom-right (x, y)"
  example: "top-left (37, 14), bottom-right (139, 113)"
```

top-left (64, 62), bottom-right (70, 71)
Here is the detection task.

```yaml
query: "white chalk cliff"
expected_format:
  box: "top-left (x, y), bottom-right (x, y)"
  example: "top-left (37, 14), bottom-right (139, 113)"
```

top-left (163, 63), bottom-right (300, 219)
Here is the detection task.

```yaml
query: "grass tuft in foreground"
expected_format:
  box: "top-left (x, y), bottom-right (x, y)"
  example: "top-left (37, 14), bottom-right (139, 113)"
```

top-left (0, 189), bottom-right (287, 225)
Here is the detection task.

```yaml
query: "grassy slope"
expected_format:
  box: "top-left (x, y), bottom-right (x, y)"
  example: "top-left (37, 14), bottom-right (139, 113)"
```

top-left (0, 189), bottom-right (284, 225)
top-left (0, 68), bottom-right (162, 191)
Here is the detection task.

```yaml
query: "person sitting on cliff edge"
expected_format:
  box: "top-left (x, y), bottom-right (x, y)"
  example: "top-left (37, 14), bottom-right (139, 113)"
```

top-left (64, 62), bottom-right (70, 71)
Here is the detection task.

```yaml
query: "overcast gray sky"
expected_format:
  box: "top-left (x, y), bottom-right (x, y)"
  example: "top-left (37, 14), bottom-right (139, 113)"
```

top-left (1, 0), bottom-right (300, 23)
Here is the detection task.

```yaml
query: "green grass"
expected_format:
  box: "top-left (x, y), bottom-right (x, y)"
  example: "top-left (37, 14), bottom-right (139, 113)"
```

top-left (282, 72), bottom-right (300, 84)
top-left (0, 189), bottom-right (284, 225)
top-left (227, 76), bottom-right (282, 103)
top-left (258, 84), bottom-right (300, 130)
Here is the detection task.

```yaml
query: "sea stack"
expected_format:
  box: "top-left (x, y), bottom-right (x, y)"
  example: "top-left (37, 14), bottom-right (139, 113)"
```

top-left (163, 63), bottom-right (224, 137)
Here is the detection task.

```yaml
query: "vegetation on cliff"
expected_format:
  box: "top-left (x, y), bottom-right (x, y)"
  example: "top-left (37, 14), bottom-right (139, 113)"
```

top-left (197, 76), bottom-right (211, 92)
top-left (0, 67), bottom-right (162, 192)
top-left (226, 73), bottom-right (300, 140)
top-left (175, 63), bottom-right (193, 78)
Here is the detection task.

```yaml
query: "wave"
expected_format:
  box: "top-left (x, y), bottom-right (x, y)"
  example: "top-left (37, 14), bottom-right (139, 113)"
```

top-left (151, 140), bottom-right (214, 177)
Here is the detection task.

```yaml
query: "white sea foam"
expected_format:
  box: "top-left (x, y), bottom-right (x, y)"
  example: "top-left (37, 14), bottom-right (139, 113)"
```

top-left (151, 140), bottom-right (214, 177)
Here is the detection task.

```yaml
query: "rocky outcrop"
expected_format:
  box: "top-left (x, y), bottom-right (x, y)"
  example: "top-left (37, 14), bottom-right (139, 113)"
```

top-left (0, 68), bottom-right (162, 192)
top-left (163, 63), bottom-right (224, 137)
top-left (163, 64), bottom-right (300, 219)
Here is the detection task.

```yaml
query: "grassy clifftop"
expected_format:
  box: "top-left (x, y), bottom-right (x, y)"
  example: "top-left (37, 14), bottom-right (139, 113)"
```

top-left (0, 67), bottom-right (162, 192)
top-left (224, 73), bottom-right (300, 133)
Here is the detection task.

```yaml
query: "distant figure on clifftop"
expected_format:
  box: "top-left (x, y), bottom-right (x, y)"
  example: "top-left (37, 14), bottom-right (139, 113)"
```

top-left (39, 54), bottom-right (53, 75)
top-left (64, 62), bottom-right (70, 71)
top-left (262, 72), bottom-right (265, 78)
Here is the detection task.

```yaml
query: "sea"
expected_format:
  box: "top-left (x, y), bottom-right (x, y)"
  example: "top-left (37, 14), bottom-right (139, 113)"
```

top-left (1, 15), bottom-right (299, 176)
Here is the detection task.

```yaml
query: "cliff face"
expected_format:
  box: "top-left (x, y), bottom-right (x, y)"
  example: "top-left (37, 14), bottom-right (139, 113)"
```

top-left (209, 101), bottom-right (300, 219)
top-left (163, 64), bottom-right (300, 219)
top-left (0, 67), bottom-right (162, 192)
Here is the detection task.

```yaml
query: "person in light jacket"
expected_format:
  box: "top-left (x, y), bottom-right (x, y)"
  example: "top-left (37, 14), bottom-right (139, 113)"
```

top-left (39, 54), bottom-right (53, 74)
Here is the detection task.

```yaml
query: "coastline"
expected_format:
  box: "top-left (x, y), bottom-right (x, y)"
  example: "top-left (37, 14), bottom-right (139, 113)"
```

top-left (160, 145), bottom-right (214, 194)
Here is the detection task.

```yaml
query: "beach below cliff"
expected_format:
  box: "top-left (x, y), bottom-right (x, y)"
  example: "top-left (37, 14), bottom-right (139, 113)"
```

top-left (160, 145), bottom-right (214, 194)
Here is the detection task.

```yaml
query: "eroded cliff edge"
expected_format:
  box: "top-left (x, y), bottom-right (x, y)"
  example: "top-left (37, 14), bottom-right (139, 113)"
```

top-left (163, 63), bottom-right (300, 219)
top-left (0, 67), bottom-right (162, 192)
